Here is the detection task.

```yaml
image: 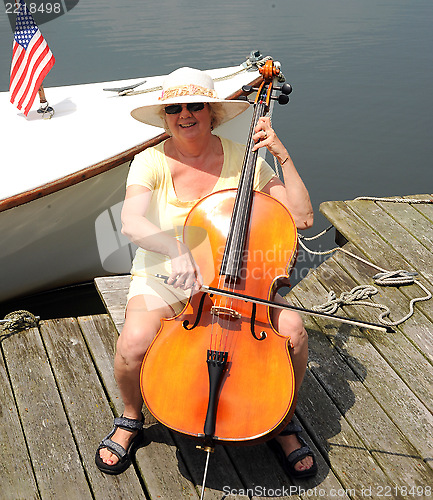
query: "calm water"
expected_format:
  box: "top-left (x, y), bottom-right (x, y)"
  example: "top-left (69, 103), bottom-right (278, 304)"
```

top-left (1, 0), bottom-right (432, 314)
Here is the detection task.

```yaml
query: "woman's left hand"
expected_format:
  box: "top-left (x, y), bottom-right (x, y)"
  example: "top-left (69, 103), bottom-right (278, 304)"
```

top-left (252, 116), bottom-right (287, 162)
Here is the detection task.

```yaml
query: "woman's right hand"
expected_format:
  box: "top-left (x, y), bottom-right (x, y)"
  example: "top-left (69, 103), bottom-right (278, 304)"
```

top-left (167, 240), bottom-right (203, 292)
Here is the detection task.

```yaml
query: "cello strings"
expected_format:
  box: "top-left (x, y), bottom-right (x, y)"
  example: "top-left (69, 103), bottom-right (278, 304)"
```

top-left (216, 100), bottom-right (265, 357)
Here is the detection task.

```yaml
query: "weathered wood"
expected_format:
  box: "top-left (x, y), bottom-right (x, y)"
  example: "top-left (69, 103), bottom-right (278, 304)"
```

top-left (0, 334), bottom-right (40, 500)
top-left (170, 435), bottom-right (250, 500)
top-left (1, 325), bottom-right (92, 499)
top-left (40, 318), bottom-right (145, 499)
top-left (319, 200), bottom-right (426, 279)
top-left (78, 314), bottom-right (198, 499)
top-left (320, 198), bottom-right (433, 357)
top-left (78, 314), bottom-right (156, 425)
top-left (377, 196), bottom-right (433, 252)
top-left (226, 414), bottom-right (349, 500)
top-left (346, 199), bottom-right (433, 285)
top-left (296, 368), bottom-right (390, 499)
top-left (312, 252), bottom-right (433, 412)
top-left (94, 275), bottom-right (130, 333)
top-left (289, 263), bottom-right (433, 483)
top-left (331, 243), bottom-right (433, 400)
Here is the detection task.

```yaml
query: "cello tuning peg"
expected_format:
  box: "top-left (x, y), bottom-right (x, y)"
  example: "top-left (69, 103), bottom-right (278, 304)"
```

top-left (272, 83), bottom-right (293, 95)
top-left (277, 94), bottom-right (290, 105)
top-left (242, 85), bottom-right (259, 93)
top-left (281, 83), bottom-right (292, 95)
top-left (237, 95), bottom-right (254, 104)
top-left (270, 94), bottom-right (290, 104)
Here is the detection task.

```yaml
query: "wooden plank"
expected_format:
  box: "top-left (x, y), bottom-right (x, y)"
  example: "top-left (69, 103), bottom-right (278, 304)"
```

top-left (40, 318), bottom-right (146, 500)
top-left (288, 265), bottom-right (433, 485)
top-left (331, 242), bottom-right (433, 396)
top-left (226, 414), bottom-right (349, 500)
top-left (346, 199), bottom-right (433, 285)
top-left (295, 368), bottom-right (390, 498)
top-left (295, 253), bottom-right (433, 469)
top-left (322, 244), bottom-right (433, 381)
top-left (408, 194), bottom-right (433, 225)
top-left (226, 443), bottom-right (301, 500)
top-left (1, 325), bottom-right (92, 499)
top-left (377, 196), bottom-right (433, 252)
top-left (77, 314), bottom-right (198, 499)
top-left (77, 314), bottom-right (155, 425)
top-left (319, 199), bottom-right (433, 354)
top-left (94, 275), bottom-right (130, 333)
top-left (170, 435), bottom-right (250, 500)
top-left (0, 340), bottom-right (40, 500)
top-left (319, 200), bottom-right (423, 278)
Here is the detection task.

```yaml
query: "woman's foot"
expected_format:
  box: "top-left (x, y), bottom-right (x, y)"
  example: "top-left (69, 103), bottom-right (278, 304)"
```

top-left (268, 421), bottom-right (318, 479)
top-left (275, 433), bottom-right (314, 473)
top-left (99, 426), bottom-right (139, 466)
top-left (95, 414), bottom-right (144, 475)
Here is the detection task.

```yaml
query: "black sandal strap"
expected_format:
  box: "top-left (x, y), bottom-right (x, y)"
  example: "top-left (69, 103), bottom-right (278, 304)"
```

top-left (114, 414), bottom-right (144, 432)
top-left (99, 438), bottom-right (127, 460)
top-left (286, 442), bottom-right (314, 469)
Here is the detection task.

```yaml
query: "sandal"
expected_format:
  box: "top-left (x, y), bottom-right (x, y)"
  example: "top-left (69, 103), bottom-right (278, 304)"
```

top-left (267, 420), bottom-right (318, 479)
top-left (95, 414), bottom-right (144, 475)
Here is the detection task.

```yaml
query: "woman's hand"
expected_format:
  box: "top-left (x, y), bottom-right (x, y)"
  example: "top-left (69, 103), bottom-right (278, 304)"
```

top-left (167, 240), bottom-right (203, 292)
top-left (252, 116), bottom-right (289, 164)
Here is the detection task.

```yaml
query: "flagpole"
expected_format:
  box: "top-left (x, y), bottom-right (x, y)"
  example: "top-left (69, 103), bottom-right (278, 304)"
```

top-left (38, 85), bottom-right (47, 104)
top-left (11, 0), bottom-right (55, 117)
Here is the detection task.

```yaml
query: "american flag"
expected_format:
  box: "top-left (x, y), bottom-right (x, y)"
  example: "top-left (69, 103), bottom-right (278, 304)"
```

top-left (10, 0), bottom-right (55, 116)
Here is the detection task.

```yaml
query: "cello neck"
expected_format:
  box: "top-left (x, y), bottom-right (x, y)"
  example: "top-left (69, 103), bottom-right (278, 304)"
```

top-left (219, 63), bottom-right (277, 282)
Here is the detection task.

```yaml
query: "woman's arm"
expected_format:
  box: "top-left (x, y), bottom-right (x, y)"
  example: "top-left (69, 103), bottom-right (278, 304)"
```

top-left (252, 117), bottom-right (314, 230)
top-left (121, 184), bottom-right (202, 289)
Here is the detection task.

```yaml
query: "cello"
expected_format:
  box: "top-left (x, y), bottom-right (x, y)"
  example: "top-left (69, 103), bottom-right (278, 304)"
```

top-left (140, 60), bottom-right (298, 451)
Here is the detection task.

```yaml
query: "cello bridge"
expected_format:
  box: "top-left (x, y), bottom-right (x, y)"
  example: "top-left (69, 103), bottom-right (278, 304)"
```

top-left (210, 306), bottom-right (241, 320)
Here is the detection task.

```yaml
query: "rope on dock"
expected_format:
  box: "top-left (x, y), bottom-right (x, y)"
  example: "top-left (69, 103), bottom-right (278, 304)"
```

top-left (298, 228), bottom-right (432, 327)
top-left (0, 310), bottom-right (39, 335)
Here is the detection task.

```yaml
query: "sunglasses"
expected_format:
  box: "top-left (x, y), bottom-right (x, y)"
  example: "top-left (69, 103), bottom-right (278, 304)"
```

top-left (164, 102), bottom-right (205, 114)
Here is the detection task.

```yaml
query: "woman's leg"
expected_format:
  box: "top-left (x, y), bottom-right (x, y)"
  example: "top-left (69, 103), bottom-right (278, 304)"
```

top-left (99, 294), bottom-right (174, 465)
top-left (271, 296), bottom-right (313, 472)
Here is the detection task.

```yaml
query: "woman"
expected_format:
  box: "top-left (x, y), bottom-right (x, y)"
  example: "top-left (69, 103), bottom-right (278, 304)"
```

top-left (95, 67), bottom-right (316, 478)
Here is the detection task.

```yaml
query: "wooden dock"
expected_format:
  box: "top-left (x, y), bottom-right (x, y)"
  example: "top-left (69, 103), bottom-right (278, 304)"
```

top-left (1, 194), bottom-right (432, 499)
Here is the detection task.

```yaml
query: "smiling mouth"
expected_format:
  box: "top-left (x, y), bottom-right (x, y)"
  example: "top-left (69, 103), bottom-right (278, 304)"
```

top-left (180, 123), bottom-right (196, 128)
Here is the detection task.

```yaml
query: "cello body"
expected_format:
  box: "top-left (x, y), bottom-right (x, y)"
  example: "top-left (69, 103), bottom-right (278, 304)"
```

top-left (140, 188), bottom-right (298, 444)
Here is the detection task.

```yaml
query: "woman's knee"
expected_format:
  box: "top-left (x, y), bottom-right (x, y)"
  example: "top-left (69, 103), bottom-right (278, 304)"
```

top-left (278, 311), bottom-right (308, 350)
top-left (116, 311), bottom-right (163, 364)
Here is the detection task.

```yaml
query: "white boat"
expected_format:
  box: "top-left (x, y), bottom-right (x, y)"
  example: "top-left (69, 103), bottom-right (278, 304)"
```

top-left (0, 53), bottom-right (269, 302)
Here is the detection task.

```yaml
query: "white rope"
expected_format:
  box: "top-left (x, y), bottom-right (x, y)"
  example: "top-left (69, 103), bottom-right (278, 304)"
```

top-left (122, 56), bottom-right (273, 97)
top-left (298, 222), bottom-right (432, 327)
top-left (312, 272), bottom-right (432, 327)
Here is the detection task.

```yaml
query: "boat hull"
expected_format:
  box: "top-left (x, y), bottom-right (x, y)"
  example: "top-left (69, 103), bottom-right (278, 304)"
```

top-left (0, 162), bottom-right (132, 302)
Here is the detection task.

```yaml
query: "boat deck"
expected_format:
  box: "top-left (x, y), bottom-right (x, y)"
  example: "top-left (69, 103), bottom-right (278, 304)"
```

top-left (1, 194), bottom-right (432, 499)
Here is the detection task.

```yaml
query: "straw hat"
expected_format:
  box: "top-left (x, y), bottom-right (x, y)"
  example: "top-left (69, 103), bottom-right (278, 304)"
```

top-left (130, 67), bottom-right (250, 128)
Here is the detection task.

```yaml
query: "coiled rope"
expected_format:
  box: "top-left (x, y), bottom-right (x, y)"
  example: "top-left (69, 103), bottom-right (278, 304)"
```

top-left (0, 310), bottom-right (39, 335)
top-left (298, 197), bottom-right (432, 327)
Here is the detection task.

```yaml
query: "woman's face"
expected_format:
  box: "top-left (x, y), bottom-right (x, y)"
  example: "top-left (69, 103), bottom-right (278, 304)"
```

top-left (164, 102), bottom-right (212, 141)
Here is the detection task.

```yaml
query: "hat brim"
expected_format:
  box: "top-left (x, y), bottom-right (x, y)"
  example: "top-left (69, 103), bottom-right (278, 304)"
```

top-left (131, 95), bottom-right (250, 129)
